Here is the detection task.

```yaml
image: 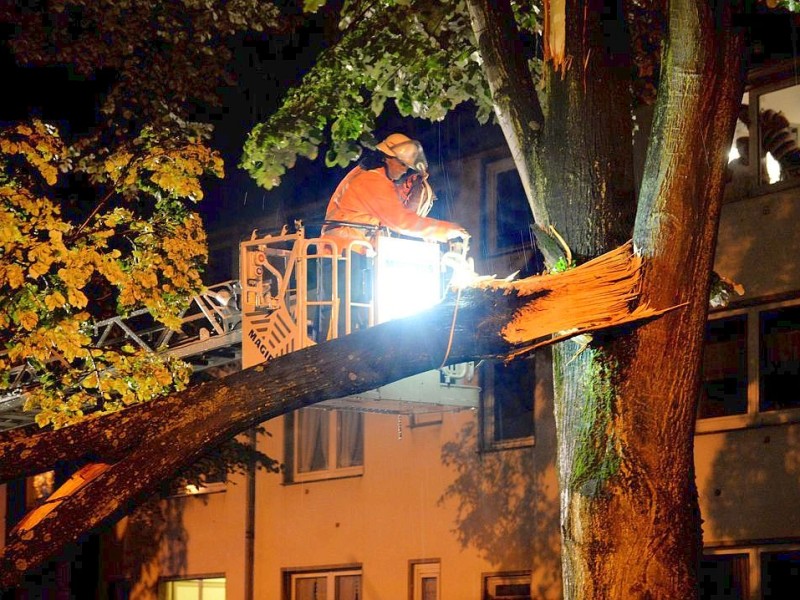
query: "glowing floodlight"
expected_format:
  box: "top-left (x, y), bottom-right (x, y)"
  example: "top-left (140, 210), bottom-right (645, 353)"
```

top-left (375, 236), bottom-right (442, 323)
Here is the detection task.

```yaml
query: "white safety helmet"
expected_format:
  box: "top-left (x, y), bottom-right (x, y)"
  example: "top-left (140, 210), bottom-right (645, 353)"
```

top-left (376, 133), bottom-right (428, 172)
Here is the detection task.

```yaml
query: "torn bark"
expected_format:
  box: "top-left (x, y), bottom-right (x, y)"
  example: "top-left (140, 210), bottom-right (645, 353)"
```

top-left (0, 242), bottom-right (671, 589)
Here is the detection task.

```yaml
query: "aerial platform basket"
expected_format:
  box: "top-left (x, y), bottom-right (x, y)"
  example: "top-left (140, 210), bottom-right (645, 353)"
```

top-left (239, 223), bottom-right (479, 414)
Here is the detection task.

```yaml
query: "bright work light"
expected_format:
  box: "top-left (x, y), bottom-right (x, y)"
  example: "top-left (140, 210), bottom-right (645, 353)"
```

top-left (374, 236), bottom-right (442, 323)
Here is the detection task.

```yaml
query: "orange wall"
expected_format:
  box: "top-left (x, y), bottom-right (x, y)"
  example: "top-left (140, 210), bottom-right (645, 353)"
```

top-left (695, 185), bottom-right (800, 545)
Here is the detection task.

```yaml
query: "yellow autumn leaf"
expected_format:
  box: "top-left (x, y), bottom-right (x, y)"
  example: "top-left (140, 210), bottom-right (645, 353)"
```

top-left (44, 291), bottom-right (66, 310)
top-left (81, 372), bottom-right (100, 389)
top-left (67, 288), bottom-right (88, 308)
top-left (160, 314), bottom-right (183, 331)
top-left (17, 310), bottom-right (39, 331)
top-left (2, 263), bottom-right (25, 288)
top-left (58, 266), bottom-right (91, 289)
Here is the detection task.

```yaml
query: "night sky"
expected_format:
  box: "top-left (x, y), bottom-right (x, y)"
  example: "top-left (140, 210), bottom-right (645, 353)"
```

top-left (0, 10), bottom-right (500, 259)
top-left (0, 16), bottom-right (343, 233)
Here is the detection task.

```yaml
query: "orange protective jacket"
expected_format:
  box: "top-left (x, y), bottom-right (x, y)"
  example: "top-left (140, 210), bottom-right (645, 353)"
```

top-left (321, 165), bottom-right (457, 254)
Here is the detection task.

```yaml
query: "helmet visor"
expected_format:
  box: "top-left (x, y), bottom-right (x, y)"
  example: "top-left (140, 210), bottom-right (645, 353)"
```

top-left (387, 140), bottom-right (428, 172)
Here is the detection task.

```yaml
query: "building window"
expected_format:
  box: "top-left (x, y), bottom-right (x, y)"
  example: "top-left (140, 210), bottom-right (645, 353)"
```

top-left (698, 299), bottom-right (800, 431)
top-left (287, 408), bottom-right (364, 482)
top-left (724, 74), bottom-right (800, 203)
top-left (724, 92), bottom-right (752, 203)
top-left (410, 560), bottom-right (440, 600)
top-left (699, 552), bottom-right (749, 600)
top-left (483, 571), bottom-right (532, 600)
top-left (761, 548), bottom-right (800, 599)
top-left (26, 470), bottom-right (55, 509)
top-left (699, 314), bottom-right (748, 419)
top-left (480, 356), bottom-right (535, 450)
top-left (755, 83), bottom-right (800, 187)
top-left (759, 305), bottom-right (800, 412)
top-left (484, 157), bottom-right (532, 255)
top-left (286, 567), bottom-right (362, 600)
top-left (107, 579), bottom-right (131, 600)
top-left (159, 576), bottom-right (225, 600)
top-left (701, 544), bottom-right (800, 600)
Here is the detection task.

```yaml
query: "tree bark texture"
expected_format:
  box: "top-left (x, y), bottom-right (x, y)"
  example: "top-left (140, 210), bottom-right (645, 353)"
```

top-left (535, 0), bottom-right (637, 263)
top-left (0, 246), bottom-right (666, 589)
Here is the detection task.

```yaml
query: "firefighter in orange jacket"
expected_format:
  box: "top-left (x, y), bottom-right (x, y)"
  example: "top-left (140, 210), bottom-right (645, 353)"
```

top-left (321, 133), bottom-right (468, 251)
top-left (316, 133), bottom-right (468, 340)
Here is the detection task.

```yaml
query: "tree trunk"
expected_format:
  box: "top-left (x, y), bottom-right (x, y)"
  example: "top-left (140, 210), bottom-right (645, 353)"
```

top-left (549, 2), bottom-right (744, 599)
top-left (0, 246), bottom-right (666, 589)
top-left (534, 0), bottom-right (637, 262)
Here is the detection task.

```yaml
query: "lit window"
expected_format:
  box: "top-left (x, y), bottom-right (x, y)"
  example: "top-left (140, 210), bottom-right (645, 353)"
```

top-left (483, 571), bottom-right (531, 600)
top-left (159, 576), bottom-right (225, 600)
top-left (724, 93), bottom-right (752, 203)
top-left (411, 560), bottom-right (440, 600)
top-left (288, 408), bottom-right (364, 482)
top-left (287, 568), bottom-right (362, 600)
top-left (170, 470), bottom-right (227, 498)
top-left (698, 300), bottom-right (800, 431)
top-left (724, 77), bottom-right (800, 202)
top-left (480, 356), bottom-right (535, 450)
top-left (756, 83), bottom-right (800, 186)
top-left (724, 73), bottom-right (800, 202)
top-left (26, 470), bottom-right (55, 509)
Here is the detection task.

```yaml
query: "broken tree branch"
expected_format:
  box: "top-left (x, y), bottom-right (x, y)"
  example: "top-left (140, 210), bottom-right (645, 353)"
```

top-left (0, 242), bottom-right (672, 588)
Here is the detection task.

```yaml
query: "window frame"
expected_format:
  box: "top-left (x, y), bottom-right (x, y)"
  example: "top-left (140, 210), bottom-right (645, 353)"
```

top-left (284, 408), bottom-right (365, 484)
top-left (482, 570), bottom-right (532, 600)
top-left (482, 157), bottom-right (532, 257)
top-left (172, 479), bottom-right (227, 497)
top-left (702, 541), bottom-right (800, 600)
top-left (697, 296), bottom-right (800, 434)
top-left (26, 470), bottom-right (55, 509)
top-left (479, 356), bottom-right (536, 452)
top-left (168, 469), bottom-right (227, 498)
top-left (282, 565), bottom-right (362, 600)
top-left (409, 559), bottom-right (441, 600)
top-left (726, 62), bottom-right (800, 202)
top-left (158, 574), bottom-right (226, 600)
top-left (752, 78), bottom-right (800, 194)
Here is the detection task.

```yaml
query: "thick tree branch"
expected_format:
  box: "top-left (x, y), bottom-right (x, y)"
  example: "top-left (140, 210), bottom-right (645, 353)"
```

top-left (465, 0), bottom-right (546, 225)
top-left (0, 243), bottom-right (672, 588)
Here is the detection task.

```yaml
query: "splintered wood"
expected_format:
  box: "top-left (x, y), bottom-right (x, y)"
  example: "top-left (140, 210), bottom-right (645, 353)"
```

top-left (543, 0), bottom-right (567, 75)
top-left (11, 462), bottom-right (112, 535)
top-left (476, 242), bottom-right (673, 359)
